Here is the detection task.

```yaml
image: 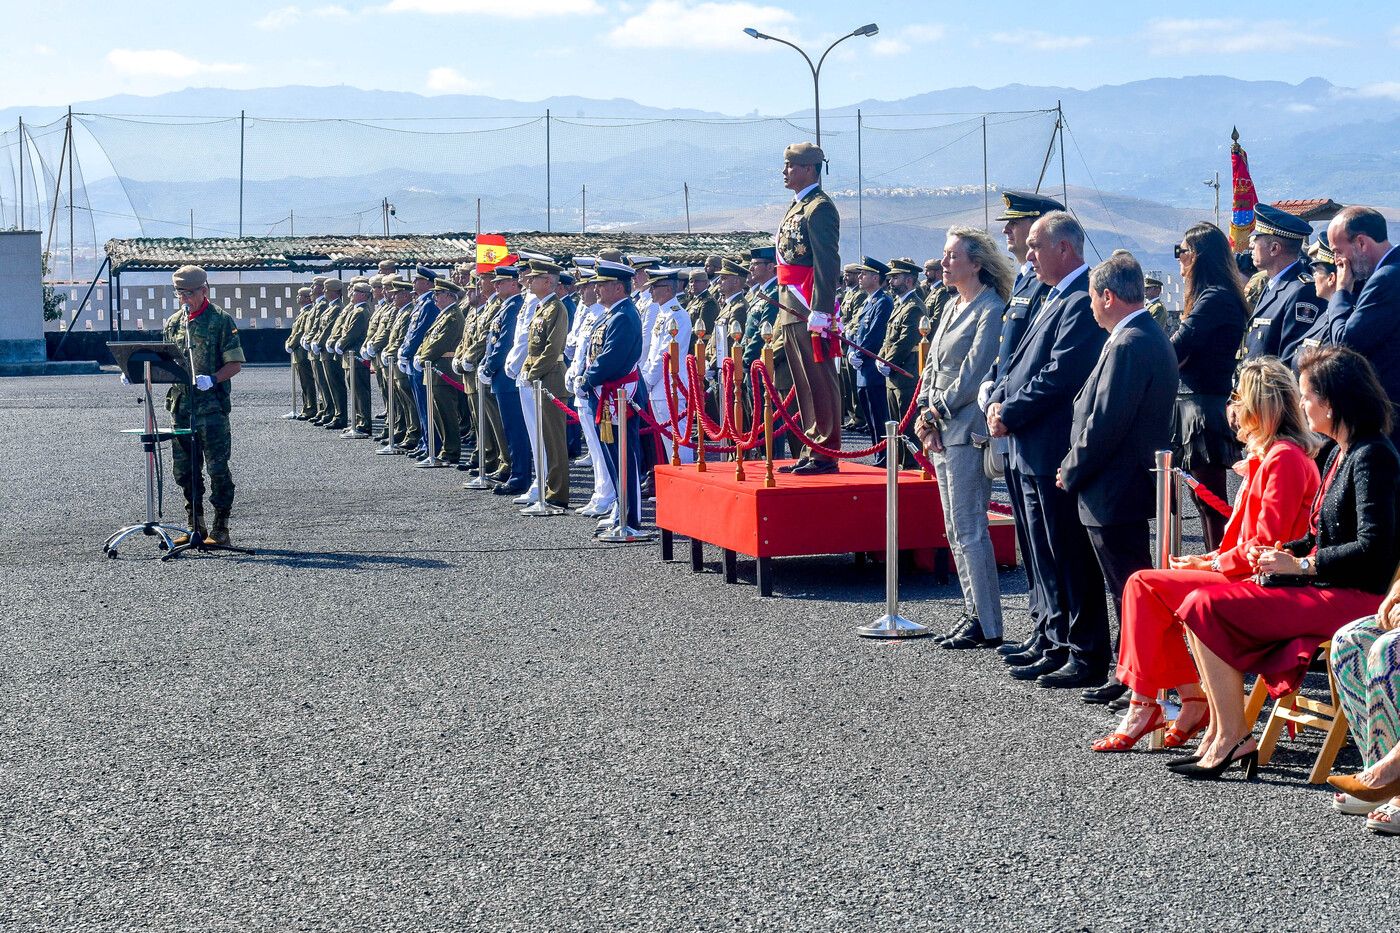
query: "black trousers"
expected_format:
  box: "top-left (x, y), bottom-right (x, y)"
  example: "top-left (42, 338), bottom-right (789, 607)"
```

top-left (1084, 520), bottom-right (1153, 651)
top-left (1022, 474), bottom-right (1109, 669)
top-left (1003, 460), bottom-right (1042, 635)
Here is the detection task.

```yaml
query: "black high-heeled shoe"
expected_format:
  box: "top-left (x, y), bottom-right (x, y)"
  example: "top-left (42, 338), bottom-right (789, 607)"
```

top-left (1174, 735), bottom-right (1259, 780)
top-left (1166, 753), bottom-right (1202, 770)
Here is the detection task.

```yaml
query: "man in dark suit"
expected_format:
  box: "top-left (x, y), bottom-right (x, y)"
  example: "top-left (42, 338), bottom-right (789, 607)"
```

top-left (982, 190), bottom-right (1063, 666)
top-left (987, 211), bottom-right (1108, 689)
top-left (1329, 206), bottom-right (1400, 442)
top-left (1057, 252), bottom-right (1180, 700)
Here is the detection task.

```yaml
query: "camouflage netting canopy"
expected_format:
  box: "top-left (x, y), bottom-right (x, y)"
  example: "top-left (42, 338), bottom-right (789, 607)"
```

top-left (104, 231), bottom-right (773, 274)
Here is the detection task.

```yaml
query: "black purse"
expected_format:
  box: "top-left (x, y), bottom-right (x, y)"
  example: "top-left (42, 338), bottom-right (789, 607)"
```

top-left (1255, 573), bottom-right (1315, 588)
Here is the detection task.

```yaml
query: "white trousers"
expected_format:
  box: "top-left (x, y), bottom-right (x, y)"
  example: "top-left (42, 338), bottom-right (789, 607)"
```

top-left (577, 396), bottom-right (616, 505)
top-left (518, 382), bottom-right (539, 497)
top-left (650, 380), bottom-right (694, 465)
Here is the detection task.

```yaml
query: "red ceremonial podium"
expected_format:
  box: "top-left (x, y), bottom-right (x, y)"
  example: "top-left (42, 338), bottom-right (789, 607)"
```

top-left (654, 460), bottom-right (1017, 596)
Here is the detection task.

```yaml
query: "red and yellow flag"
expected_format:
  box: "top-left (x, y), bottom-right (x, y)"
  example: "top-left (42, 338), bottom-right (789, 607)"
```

top-left (475, 234), bottom-right (513, 273)
top-left (1229, 128), bottom-right (1257, 251)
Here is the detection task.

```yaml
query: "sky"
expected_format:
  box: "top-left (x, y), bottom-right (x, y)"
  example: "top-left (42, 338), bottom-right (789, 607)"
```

top-left (5, 0), bottom-right (1400, 113)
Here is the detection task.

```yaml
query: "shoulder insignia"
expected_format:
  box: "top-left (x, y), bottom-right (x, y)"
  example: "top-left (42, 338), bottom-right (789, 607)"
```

top-left (1298, 270), bottom-right (1314, 284)
top-left (1294, 302), bottom-right (1319, 324)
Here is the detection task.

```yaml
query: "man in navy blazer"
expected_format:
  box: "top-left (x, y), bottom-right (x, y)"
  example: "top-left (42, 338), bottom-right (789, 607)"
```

top-left (582, 261), bottom-right (647, 535)
top-left (849, 257), bottom-right (892, 461)
top-left (480, 265), bottom-right (533, 495)
top-left (987, 211), bottom-right (1109, 689)
top-left (1329, 206), bottom-right (1400, 441)
top-left (1058, 253), bottom-right (1179, 696)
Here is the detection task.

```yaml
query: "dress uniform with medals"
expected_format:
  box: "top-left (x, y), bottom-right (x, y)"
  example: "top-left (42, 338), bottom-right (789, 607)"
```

top-left (481, 265), bottom-right (533, 494)
top-left (1240, 204), bottom-right (1320, 366)
top-left (163, 265), bottom-right (246, 546)
top-left (878, 258), bottom-right (924, 466)
top-left (566, 266), bottom-right (617, 517)
top-left (708, 259), bottom-right (749, 421)
top-left (521, 259), bottom-right (572, 506)
top-left (849, 256), bottom-right (892, 459)
top-left (641, 268), bottom-right (693, 466)
top-left (839, 264), bottom-right (866, 431)
top-left (414, 277), bottom-right (466, 464)
top-left (687, 272), bottom-right (721, 356)
top-left (335, 280), bottom-right (374, 436)
top-left (581, 260), bottom-right (647, 533)
top-left (398, 268), bottom-right (442, 457)
top-left (312, 278), bottom-right (346, 427)
top-left (775, 141), bottom-right (843, 474)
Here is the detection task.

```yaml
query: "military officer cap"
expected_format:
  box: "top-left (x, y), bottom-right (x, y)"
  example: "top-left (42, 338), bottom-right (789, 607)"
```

top-left (492, 264), bottom-right (520, 281)
top-left (784, 141), bottom-right (824, 166)
top-left (386, 277), bottom-right (413, 291)
top-left (646, 267), bottom-right (681, 288)
top-left (172, 265), bottom-right (208, 290)
top-left (573, 255), bottom-right (598, 269)
top-left (560, 271), bottom-right (576, 286)
top-left (323, 278), bottom-right (345, 294)
top-left (312, 275), bottom-right (328, 286)
top-left (593, 259), bottom-right (637, 283)
top-left (995, 190), bottom-right (1066, 222)
top-left (432, 278), bottom-right (464, 296)
top-left (573, 267), bottom-right (596, 283)
top-left (842, 262), bottom-right (862, 275)
top-left (856, 256), bottom-right (890, 276)
top-left (1253, 203), bottom-right (1312, 241)
top-left (716, 258), bottom-right (748, 278)
top-left (376, 260), bottom-right (397, 274)
top-left (749, 246), bottom-right (777, 263)
top-left (525, 258), bottom-right (563, 276)
top-left (351, 281), bottom-right (373, 296)
top-left (1309, 231), bottom-right (1337, 269)
top-left (627, 254), bottom-right (661, 269)
top-left (350, 274), bottom-right (370, 284)
top-left (1144, 275), bottom-right (1164, 288)
top-left (888, 257), bottom-right (920, 276)
top-left (296, 286), bottom-right (313, 300)
top-left (599, 248), bottom-right (625, 263)
top-left (414, 265), bottom-right (438, 281)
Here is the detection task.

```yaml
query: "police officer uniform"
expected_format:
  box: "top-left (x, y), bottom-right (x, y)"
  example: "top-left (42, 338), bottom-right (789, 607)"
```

top-left (1240, 203), bottom-right (1320, 365)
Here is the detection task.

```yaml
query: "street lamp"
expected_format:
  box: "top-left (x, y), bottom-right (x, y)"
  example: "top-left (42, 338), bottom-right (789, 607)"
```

top-left (743, 23), bottom-right (879, 146)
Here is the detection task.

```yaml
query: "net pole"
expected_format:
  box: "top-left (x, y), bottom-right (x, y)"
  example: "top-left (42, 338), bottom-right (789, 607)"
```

top-left (67, 107), bottom-right (75, 281)
top-left (18, 117), bottom-right (24, 229)
top-left (238, 110), bottom-right (245, 237)
top-left (684, 183), bottom-right (690, 235)
top-left (982, 115), bottom-right (989, 232)
top-left (582, 185), bottom-right (587, 233)
top-left (545, 109), bottom-right (551, 233)
top-left (857, 109), bottom-right (863, 256)
top-left (1059, 101), bottom-right (1069, 209)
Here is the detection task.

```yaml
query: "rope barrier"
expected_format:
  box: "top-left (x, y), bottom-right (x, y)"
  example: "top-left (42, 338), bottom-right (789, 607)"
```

top-left (1174, 468), bottom-right (1234, 518)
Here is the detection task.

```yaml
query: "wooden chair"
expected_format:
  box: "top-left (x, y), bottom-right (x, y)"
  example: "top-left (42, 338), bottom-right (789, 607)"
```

top-left (1242, 641), bottom-right (1350, 784)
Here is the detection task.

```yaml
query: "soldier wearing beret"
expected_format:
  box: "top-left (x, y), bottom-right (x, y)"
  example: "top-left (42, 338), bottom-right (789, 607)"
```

top-left (708, 258), bottom-right (749, 423)
top-left (362, 275), bottom-right (394, 443)
top-left (285, 286), bottom-right (319, 420)
top-left (1240, 203), bottom-right (1320, 365)
top-left (686, 269), bottom-right (720, 357)
top-left (163, 265), bottom-right (246, 546)
top-left (776, 140), bottom-right (843, 474)
top-left (311, 277), bottom-right (348, 429)
top-left (334, 280), bottom-right (374, 438)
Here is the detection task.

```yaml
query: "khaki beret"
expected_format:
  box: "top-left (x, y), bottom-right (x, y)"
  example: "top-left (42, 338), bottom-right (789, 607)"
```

top-left (297, 287), bottom-right (312, 299)
top-left (598, 248), bottom-right (625, 263)
top-left (171, 265), bottom-right (207, 290)
top-left (377, 260), bottom-right (397, 274)
top-left (323, 278), bottom-right (345, 294)
top-left (351, 281), bottom-right (373, 296)
top-left (312, 275), bottom-right (328, 286)
top-left (784, 141), bottom-right (824, 166)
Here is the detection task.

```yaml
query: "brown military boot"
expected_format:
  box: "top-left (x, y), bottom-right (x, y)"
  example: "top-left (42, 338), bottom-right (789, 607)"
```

top-left (172, 506), bottom-right (207, 547)
top-left (208, 508), bottom-right (232, 546)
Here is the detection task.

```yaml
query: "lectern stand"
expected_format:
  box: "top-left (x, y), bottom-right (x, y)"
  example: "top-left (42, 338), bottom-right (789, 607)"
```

top-left (104, 342), bottom-right (192, 558)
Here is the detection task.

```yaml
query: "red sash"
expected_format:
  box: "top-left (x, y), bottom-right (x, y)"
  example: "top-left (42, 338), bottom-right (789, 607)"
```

top-left (596, 369), bottom-right (640, 424)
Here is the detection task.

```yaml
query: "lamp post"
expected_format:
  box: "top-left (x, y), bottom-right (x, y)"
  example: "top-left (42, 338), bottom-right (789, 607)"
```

top-left (743, 23), bottom-right (879, 146)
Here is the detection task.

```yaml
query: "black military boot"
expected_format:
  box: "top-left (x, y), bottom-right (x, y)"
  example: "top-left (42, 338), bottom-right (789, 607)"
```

top-left (209, 508), bottom-right (232, 546)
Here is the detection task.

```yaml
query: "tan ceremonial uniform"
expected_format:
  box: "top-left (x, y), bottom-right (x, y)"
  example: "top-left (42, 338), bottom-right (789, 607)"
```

top-left (523, 293), bottom-right (570, 506)
top-left (416, 300), bottom-right (466, 462)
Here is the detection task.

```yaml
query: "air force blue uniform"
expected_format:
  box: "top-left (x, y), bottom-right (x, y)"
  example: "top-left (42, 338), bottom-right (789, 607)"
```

top-left (483, 292), bottom-right (533, 488)
top-left (584, 297), bottom-right (647, 531)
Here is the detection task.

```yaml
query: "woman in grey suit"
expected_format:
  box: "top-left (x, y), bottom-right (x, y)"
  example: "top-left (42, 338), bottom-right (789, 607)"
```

top-left (916, 227), bottom-right (1014, 648)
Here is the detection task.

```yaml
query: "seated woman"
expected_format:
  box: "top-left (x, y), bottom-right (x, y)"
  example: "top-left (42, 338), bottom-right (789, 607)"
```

top-left (1327, 575), bottom-right (1400, 832)
top-left (1092, 358), bottom-right (1319, 751)
top-left (1174, 346), bottom-right (1399, 780)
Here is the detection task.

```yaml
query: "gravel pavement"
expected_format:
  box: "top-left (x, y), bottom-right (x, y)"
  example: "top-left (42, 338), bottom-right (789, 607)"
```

top-left (0, 368), bottom-right (1391, 932)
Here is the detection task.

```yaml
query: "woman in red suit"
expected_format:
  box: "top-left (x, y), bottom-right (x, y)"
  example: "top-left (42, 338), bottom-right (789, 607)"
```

top-left (1175, 347), bottom-right (1399, 779)
top-left (1093, 358), bottom-right (1319, 752)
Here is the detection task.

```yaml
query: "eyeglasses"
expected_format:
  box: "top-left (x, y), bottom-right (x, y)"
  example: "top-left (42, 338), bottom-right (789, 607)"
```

top-left (175, 287), bottom-right (203, 296)
top-left (1173, 245), bottom-right (1192, 259)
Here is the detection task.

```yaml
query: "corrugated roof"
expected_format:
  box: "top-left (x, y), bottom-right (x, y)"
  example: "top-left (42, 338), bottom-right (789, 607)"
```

top-left (105, 231), bottom-right (772, 273)
top-left (1271, 199), bottom-right (1345, 222)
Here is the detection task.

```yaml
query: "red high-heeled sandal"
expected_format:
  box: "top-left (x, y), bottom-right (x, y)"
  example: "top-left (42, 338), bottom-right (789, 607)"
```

top-left (1092, 699), bottom-right (1166, 752)
top-left (1163, 697), bottom-right (1210, 749)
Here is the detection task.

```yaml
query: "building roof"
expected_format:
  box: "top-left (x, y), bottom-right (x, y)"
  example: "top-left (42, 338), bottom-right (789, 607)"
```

top-left (1270, 199), bottom-right (1345, 223)
top-left (104, 231), bottom-right (772, 274)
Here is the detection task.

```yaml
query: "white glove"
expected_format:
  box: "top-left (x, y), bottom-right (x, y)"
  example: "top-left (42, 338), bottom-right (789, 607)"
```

top-left (807, 310), bottom-right (832, 332)
top-left (451, 358), bottom-right (462, 373)
top-left (848, 351), bottom-right (863, 369)
top-left (398, 360), bottom-right (411, 375)
top-left (412, 359), bottom-right (424, 373)
top-left (195, 374), bottom-right (215, 391)
top-left (334, 346), bottom-right (344, 356)
top-left (310, 342), bottom-right (321, 354)
top-left (381, 351), bottom-right (391, 366)
top-left (463, 361), bottom-right (475, 373)
top-left (300, 339), bottom-right (310, 351)
top-left (121, 373), bottom-right (131, 386)
top-left (477, 369), bottom-right (490, 386)
top-left (875, 361), bottom-right (891, 377)
top-left (364, 343), bottom-right (376, 357)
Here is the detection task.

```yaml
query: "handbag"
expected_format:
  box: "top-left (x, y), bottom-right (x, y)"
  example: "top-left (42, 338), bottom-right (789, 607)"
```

top-left (1255, 573), bottom-right (1314, 588)
top-left (971, 432), bottom-right (1003, 480)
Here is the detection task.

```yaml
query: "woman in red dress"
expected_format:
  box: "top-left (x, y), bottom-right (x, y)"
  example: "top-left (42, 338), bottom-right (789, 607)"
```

top-left (1175, 347), bottom-right (1400, 780)
top-left (1092, 358), bottom-right (1319, 752)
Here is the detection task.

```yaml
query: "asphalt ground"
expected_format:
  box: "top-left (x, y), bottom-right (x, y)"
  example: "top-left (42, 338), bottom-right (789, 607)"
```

top-left (1, 367), bottom-right (1392, 932)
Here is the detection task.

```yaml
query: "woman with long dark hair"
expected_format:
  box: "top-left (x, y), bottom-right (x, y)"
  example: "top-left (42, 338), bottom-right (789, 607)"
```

top-left (1171, 222), bottom-right (1249, 550)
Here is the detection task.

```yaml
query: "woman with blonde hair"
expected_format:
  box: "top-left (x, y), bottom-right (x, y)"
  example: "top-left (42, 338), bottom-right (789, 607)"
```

top-left (917, 226), bottom-right (1012, 648)
top-left (1090, 358), bottom-right (1320, 751)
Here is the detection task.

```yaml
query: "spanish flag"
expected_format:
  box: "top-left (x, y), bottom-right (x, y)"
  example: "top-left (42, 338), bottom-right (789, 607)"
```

top-left (1229, 127), bottom-right (1257, 251)
top-left (476, 234), bottom-right (513, 273)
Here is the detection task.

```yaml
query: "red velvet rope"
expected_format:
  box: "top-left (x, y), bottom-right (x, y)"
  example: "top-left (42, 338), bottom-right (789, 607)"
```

top-left (755, 363), bottom-right (923, 460)
top-left (1174, 468), bottom-right (1234, 518)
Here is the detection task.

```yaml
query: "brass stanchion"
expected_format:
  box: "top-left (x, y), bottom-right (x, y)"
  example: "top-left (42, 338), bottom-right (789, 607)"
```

top-left (521, 379), bottom-right (565, 516)
top-left (730, 319), bottom-right (746, 481)
top-left (917, 315), bottom-right (932, 480)
top-left (857, 420), bottom-right (931, 638)
top-left (598, 387), bottom-right (654, 544)
top-left (761, 322), bottom-right (775, 488)
top-left (667, 321), bottom-right (681, 467)
top-left (463, 374), bottom-right (491, 488)
top-left (693, 321), bottom-right (707, 473)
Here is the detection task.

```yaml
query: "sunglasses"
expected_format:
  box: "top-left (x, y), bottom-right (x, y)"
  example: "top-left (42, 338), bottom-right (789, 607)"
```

top-left (1173, 245), bottom-right (1192, 259)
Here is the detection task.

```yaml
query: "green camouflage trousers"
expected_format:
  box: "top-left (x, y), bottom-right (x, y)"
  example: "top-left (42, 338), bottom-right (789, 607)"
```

top-left (172, 408), bottom-right (235, 511)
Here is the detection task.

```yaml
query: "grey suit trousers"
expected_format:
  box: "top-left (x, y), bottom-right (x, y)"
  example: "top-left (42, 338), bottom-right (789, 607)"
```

top-left (932, 442), bottom-right (1004, 637)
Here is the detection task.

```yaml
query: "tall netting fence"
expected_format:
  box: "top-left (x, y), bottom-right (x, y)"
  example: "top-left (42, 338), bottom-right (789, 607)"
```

top-left (5, 108), bottom-right (1066, 287)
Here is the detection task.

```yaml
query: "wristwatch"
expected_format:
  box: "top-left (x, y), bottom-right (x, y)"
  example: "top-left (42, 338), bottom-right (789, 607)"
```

top-left (1299, 556), bottom-right (1313, 574)
top-left (1209, 556), bottom-right (1221, 573)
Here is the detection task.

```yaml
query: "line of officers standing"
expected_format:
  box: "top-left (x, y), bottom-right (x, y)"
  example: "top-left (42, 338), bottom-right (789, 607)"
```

top-left (282, 246), bottom-right (831, 534)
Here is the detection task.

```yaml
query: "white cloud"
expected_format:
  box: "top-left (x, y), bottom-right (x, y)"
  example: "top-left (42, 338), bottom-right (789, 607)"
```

top-left (1355, 81), bottom-right (1400, 100)
top-left (34, 43), bottom-right (55, 55)
top-left (384, 0), bottom-right (600, 15)
top-left (313, 4), bottom-right (352, 16)
top-left (256, 5), bottom-right (303, 29)
top-left (989, 29), bottom-right (1093, 52)
top-left (1148, 18), bottom-right (1344, 55)
top-left (609, 1), bottom-right (796, 50)
top-left (868, 25), bottom-right (945, 58)
top-left (106, 49), bottom-right (247, 78)
top-left (425, 66), bottom-right (486, 94)
top-left (871, 38), bottom-right (908, 57)
top-left (906, 25), bottom-right (946, 44)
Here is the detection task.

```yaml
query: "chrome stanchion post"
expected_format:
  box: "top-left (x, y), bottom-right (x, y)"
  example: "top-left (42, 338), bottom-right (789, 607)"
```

top-left (421, 363), bottom-right (445, 467)
top-left (376, 359), bottom-right (401, 455)
top-left (283, 356), bottom-right (298, 420)
top-left (858, 420), bottom-right (931, 638)
top-left (598, 387), bottom-right (653, 543)
top-left (1150, 449), bottom-right (1174, 749)
top-left (464, 375), bottom-right (491, 488)
top-left (521, 379), bottom-right (565, 516)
